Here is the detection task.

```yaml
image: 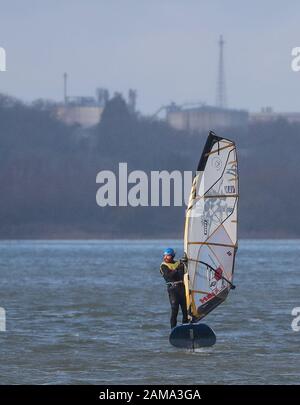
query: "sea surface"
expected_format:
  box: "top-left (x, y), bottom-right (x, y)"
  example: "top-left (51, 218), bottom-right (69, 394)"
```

top-left (0, 239), bottom-right (299, 384)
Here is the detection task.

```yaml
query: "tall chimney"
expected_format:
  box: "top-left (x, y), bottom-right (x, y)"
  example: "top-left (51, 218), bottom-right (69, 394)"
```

top-left (63, 72), bottom-right (68, 104)
top-left (216, 35), bottom-right (227, 109)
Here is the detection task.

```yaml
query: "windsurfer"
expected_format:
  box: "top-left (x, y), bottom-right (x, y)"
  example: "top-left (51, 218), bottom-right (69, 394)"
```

top-left (160, 248), bottom-right (189, 329)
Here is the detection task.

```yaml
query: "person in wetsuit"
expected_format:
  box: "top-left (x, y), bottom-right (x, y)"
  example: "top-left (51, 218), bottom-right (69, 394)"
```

top-left (160, 248), bottom-right (189, 329)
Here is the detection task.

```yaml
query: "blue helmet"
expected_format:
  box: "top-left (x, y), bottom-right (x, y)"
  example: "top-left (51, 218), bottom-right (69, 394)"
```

top-left (163, 248), bottom-right (175, 257)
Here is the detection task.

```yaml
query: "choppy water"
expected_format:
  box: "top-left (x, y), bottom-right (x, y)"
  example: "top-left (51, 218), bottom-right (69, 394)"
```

top-left (0, 240), bottom-right (299, 384)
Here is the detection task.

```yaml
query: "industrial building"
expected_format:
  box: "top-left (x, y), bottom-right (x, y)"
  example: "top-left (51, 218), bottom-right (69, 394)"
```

top-left (55, 74), bottom-right (107, 128)
top-left (55, 73), bottom-right (137, 128)
top-left (249, 107), bottom-right (300, 125)
top-left (166, 104), bottom-right (248, 132)
top-left (56, 98), bottom-right (105, 128)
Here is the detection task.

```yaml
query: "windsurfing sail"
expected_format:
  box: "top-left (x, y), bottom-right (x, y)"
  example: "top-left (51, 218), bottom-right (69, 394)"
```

top-left (184, 131), bottom-right (238, 321)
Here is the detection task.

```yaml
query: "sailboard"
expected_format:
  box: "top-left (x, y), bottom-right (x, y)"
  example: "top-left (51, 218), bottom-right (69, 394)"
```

top-left (169, 131), bottom-right (239, 349)
top-left (169, 323), bottom-right (216, 349)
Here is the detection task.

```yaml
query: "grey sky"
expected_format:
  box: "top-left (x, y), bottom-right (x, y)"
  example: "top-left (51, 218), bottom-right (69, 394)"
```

top-left (0, 0), bottom-right (299, 114)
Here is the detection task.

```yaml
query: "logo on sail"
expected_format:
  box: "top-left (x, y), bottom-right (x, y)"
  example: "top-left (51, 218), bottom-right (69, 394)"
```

top-left (212, 157), bottom-right (222, 171)
top-left (224, 185), bottom-right (235, 194)
top-left (202, 218), bottom-right (208, 235)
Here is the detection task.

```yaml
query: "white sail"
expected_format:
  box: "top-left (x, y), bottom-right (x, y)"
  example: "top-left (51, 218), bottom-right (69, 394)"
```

top-left (184, 131), bottom-right (238, 321)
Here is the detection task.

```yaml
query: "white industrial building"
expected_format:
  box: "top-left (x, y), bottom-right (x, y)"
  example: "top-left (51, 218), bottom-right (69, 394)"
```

top-left (166, 104), bottom-right (249, 133)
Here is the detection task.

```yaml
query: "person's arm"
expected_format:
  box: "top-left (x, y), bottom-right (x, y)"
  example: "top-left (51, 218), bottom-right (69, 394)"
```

top-left (175, 262), bottom-right (185, 279)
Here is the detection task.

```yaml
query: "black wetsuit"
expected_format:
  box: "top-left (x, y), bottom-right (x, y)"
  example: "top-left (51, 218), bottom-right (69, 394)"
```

top-left (160, 261), bottom-right (189, 329)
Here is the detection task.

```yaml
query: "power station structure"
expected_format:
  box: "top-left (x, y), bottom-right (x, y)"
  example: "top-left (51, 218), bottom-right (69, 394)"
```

top-left (54, 38), bottom-right (300, 131)
top-left (166, 103), bottom-right (248, 133)
top-left (249, 107), bottom-right (300, 124)
top-left (56, 73), bottom-right (137, 128)
top-left (56, 73), bottom-right (105, 128)
top-left (166, 35), bottom-right (248, 133)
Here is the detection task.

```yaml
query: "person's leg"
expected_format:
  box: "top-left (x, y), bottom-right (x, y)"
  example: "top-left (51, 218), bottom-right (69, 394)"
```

top-left (179, 286), bottom-right (189, 324)
top-left (168, 288), bottom-right (179, 329)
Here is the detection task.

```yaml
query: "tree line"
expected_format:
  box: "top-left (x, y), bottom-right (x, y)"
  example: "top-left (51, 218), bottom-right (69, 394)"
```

top-left (0, 92), bottom-right (298, 238)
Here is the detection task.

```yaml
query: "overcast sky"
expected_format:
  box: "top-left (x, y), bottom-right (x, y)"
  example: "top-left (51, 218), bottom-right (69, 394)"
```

top-left (0, 0), bottom-right (299, 114)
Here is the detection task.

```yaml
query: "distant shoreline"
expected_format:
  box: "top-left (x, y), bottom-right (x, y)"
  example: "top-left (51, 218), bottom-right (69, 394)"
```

top-left (0, 235), bottom-right (299, 240)
top-left (0, 224), bottom-right (299, 240)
